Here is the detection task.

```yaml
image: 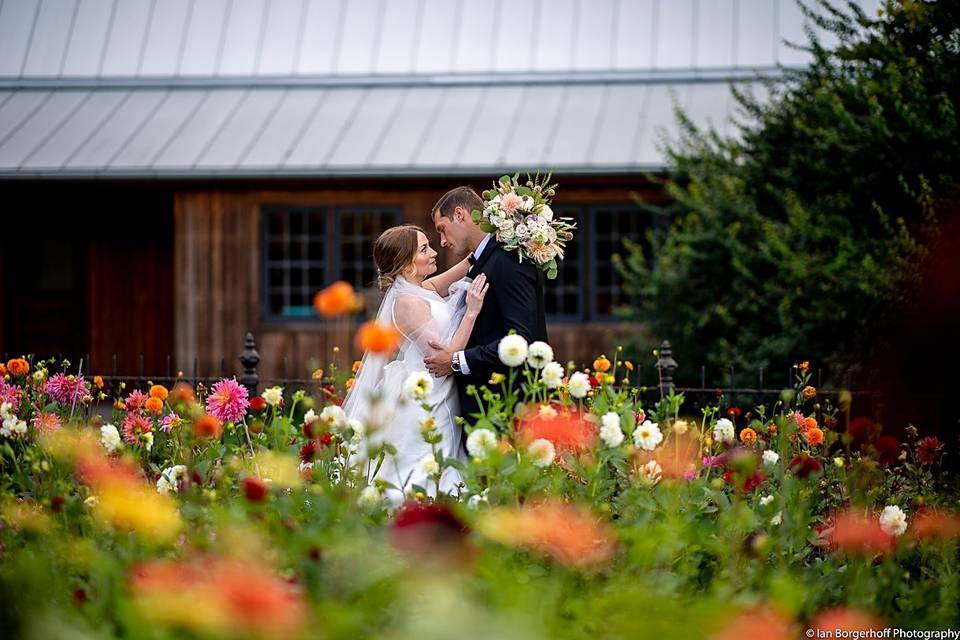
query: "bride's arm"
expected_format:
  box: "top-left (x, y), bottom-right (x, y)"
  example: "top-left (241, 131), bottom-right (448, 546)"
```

top-left (421, 257), bottom-right (471, 297)
top-left (395, 276), bottom-right (488, 355)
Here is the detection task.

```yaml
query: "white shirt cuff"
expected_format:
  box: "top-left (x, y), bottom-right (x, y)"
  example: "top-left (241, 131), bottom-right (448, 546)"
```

top-left (456, 350), bottom-right (471, 375)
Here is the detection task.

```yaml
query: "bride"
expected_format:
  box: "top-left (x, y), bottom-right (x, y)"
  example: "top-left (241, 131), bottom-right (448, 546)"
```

top-left (342, 224), bottom-right (488, 504)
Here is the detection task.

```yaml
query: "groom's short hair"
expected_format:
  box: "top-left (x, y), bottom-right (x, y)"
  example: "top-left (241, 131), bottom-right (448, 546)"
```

top-left (432, 186), bottom-right (484, 220)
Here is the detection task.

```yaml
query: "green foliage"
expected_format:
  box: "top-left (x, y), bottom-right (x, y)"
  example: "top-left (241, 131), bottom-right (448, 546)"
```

top-left (617, 0), bottom-right (959, 384)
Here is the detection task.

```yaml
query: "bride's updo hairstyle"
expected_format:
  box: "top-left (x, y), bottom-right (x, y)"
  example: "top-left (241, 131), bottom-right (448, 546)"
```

top-left (373, 224), bottom-right (427, 291)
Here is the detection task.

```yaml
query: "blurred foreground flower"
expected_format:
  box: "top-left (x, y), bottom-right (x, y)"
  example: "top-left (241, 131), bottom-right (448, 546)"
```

top-left (130, 557), bottom-right (307, 639)
top-left (391, 501), bottom-right (473, 567)
top-left (313, 280), bottom-right (361, 317)
top-left (516, 405), bottom-right (596, 453)
top-left (356, 321), bottom-right (401, 355)
top-left (477, 500), bottom-right (616, 569)
top-left (711, 604), bottom-right (794, 640)
top-left (824, 509), bottom-right (896, 556)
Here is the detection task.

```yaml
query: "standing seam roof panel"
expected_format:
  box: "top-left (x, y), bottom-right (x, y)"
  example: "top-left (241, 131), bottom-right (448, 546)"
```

top-left (99, 0), bottom-right (151, 76)
top-left (0, 90), bottom-right (88, 167)
top-left (197, 89), bottom-right (286, 166)
top-left (151, 89), bottom-right (246, 167)
top-left (0, 0), bottom-right (41, 76)
top-left (60, 0), bottom-right (114, 77)
top-left (237, 89), bottom-right (323, 167)
top-left (21, 89), bottom-right (126, 167)
top-left (22, 0), bottom-right (76, 77)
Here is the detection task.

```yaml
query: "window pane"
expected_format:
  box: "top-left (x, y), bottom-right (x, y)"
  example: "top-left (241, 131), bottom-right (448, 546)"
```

top-left (545, 206), bottom-right (584, 321)
top-left (591, 204), bottom-right (651, 319)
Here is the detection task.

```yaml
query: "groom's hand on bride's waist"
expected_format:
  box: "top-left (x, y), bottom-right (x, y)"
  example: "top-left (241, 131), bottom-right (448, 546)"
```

top-left (424, 340), bottom-right (454, 377)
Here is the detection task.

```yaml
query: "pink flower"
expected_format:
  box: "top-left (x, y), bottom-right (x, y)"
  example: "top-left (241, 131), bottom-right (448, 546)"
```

top-left (501, 192), bottom-right (523, 214)
top-left (121, 412), bottom-right (153, 445)
top-left (125, 389), bottom-right (149, 412)
top-left (45, 374), bottom-right (87, 406)
top-left (0, 380), bottom-right (21, 413)
top-left (160, 412), bottom-right (182, 433)
top-left (206, 378), bottom-right (250, 424)
top-left (31, 412), bottom-right (61, 435)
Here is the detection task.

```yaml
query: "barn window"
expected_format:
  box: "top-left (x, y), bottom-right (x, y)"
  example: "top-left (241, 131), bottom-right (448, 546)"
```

top-left (261, 206), bottom-right (401, 321)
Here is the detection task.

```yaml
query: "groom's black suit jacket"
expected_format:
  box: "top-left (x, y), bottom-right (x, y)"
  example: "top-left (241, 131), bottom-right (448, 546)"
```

top-left (456, 240), bottom-right (548, 424)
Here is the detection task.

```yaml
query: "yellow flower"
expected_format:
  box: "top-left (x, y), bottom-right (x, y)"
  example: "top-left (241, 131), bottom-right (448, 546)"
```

top-left (834, 457), bottom-right (845, 468)
top-left (489, 373), bottom-right (506, 384)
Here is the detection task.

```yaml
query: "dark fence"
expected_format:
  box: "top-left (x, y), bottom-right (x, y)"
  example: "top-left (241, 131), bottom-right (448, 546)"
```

top-left (8, 333), bottom-right (884, 419)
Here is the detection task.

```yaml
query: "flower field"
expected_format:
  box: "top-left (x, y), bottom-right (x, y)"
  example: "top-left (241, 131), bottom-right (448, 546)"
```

top-left (1, 342), bottom-right (958, 639)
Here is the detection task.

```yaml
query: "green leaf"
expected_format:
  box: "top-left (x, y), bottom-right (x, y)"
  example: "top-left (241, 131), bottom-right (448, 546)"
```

top-left (515, 186), bottom-right (533, 197)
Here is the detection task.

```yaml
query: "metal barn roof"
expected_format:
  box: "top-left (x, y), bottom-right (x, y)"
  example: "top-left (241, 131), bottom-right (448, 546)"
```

top-left (0, 0), bottom-right (880, 178)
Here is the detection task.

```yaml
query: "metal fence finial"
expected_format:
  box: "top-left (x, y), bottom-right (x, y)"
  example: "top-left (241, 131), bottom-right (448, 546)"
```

top-left (239, 332), bottom-right (261, 398)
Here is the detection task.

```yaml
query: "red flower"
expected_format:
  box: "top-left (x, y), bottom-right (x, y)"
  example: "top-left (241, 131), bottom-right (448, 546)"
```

top-left (727, 407), bottom-right (741, 418)
top-left (874, 435), bottom-right (901, 466)
top-left (847, 416), bottom-right (874, 446)
top-left (300, 441), bottom-right (318, 463)
top-left (916, 437), bottom-right (944, 466)
top-left (390, 502), bottom-right (471, 564)
top-left (318, 432), bottom-right (335, 447)
top-left (826, 510), bottom-right (895, 555)
top-left (242, 477), bottom-right (268, 502)
top-left (789, 453), bottom-right (823, 479)
top-left (250, 396), bottom-right (266, 412)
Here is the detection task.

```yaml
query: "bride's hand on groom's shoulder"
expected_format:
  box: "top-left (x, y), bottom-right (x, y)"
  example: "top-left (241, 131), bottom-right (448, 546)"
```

top-left (465, 273), bottom-right (489, 316)
top-left (424, 341), bottom-right (454, 377)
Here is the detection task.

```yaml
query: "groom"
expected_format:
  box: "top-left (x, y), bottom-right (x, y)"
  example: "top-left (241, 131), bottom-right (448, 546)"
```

top-left (423, 186), bottom-right (548, 423)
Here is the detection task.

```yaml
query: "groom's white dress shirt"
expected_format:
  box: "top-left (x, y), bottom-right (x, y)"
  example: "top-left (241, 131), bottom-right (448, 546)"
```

top-left (455, 233), bottom-right (492, 375)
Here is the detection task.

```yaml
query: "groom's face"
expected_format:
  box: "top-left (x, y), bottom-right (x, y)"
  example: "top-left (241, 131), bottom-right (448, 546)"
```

top-left (432, 207), bottom-right (471, 255)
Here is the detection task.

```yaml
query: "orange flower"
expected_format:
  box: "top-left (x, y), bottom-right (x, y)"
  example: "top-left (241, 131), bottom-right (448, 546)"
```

top-left (355, 321), bottom-right (401, 355)
top-left (712, 605), bottom-right (794, 640)
top-left (804, 427), bottom-right (824, 447)
top-left (592, 356), bottom-right (611, 373)
top-left (623, 361), bottom-right (634, 371)
top-left (825, 510), bottom-right (895, 555)
top-left (0, 364), bottom-right (6, 376)
top-left (911, 509), bottom-right (960, 541)
top-left (130, 557), bottom-right (307, 639)
top-left (313, 281), bottom-right (360, 318)
top-left (6, 358), bottom-right (29, 377)
top-left (802, 385), bottom-right (817, 400)
top-left (803, 416), bottom-right (818, 431)
top-left (345, 378), bottom-right (355, 390)
top-left (169, 382), bottom-right (196, 404)
top-left (739, 427), bottom-right (757, 446)
top-left (799, 361), bottom-right (809, 372)
top-left (478, 500), bottom-right (616, 569)
top-left (352, 360), bottom-right (362, 373)
top-left (516, 405), bottom-right (596, 453)
top-left (311, 368), bottom-right (324, 380)
top-left (93, 375), bottom-right (104, 389)
top-left (810, 608), bottom-right (885, 634)
top-left (149, 384), bottom-right (169, 400)
top-left (145, 397), bottom-right (164, 415)
top-left (192, 414), bottom-right (223, 439)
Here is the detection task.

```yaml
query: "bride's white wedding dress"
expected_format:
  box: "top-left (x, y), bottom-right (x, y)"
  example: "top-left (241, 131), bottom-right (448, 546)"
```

top-left (342, 275), bottom-right (469, 505)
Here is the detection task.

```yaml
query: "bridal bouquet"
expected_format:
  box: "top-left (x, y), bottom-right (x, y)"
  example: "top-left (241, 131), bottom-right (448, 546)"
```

top-left (472, 172), bottom-right (576, 279)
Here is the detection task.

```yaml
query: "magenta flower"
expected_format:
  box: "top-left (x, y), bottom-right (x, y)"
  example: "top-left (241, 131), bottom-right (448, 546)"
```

top-left (160, 412), bottom-right (183, 432)
top-left (45, 374), bottom-right (87, 406)
top-left (121, 412), bottom-right (153, 445)
top-left (125, 389), bottom-right (148, 412)
top-left (206, 378), bottom-right (250, 424)
top-left (0, 379), bottom-right (21, 413)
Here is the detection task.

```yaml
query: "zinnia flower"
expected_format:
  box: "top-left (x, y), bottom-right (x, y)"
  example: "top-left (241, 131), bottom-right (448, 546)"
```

top-left (192, 414), bottom-right (223, 439)
top-left (916, 437), bottom-right (944, 465)
top-left (145, 397), bottom-right (164, 415)
top-left (45, 374), bottom-right (87, 406)
top-left (125, 389), bottom-right (149, 412)
top-left (540, 362), bottom-right (564, 389)
top-left (466, 428), bottom-right (497, 459)
top-left (0, 380), bottom-right (21, 413)
top-left (526, 341), bottom-right (554, 368)
top-left (206, 378), bottom-right (250, 423)
top-left (121, 412), bottom-right (153, 446)
top-left (356, 321), bottom-right (400, 355)
top-left (498, 334), bottom-right (528, 367)
top-left (313, 280), bottom-right (360, 317)
top-left (527, 438), bottom-right (556, 467)
top-left (567, 372), bottom-right (590, 398)
top-left (804, 426), bottom-right (825, 447)
top-left (713, 418), bottom-right (735, 443)
top-left (402, 372), bottom-right (433, 402)
top-left (31, 412), bottom-right (61, 435)
top-left (879, 505), bottom-right (908, 537)
top-left (739, 427), bottom-right (757, 445)
top-left (149, 384), bottom-right (168, 400)
top-left (633, 420), bottom-right (663, 450)
top-left (599, 413), bottom-right (624, 447)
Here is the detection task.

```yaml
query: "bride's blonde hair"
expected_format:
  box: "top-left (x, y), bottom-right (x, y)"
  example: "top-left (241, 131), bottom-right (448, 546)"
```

top-left (373, 225), bottom-right (427, 292)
